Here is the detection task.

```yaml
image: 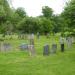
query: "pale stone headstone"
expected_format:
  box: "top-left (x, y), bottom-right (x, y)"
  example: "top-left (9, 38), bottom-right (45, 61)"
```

top-left (28, 33), bottom-right (34, 45)
top-left (50, 44), bottom-right (57, 54)
top-left (43, 44), bottom-right (50, 55)
top-left (3, 43), bottom-right (11, 51)
top-left (66, 37), bottom-right (72, 48)
top-left (28, 45), bottom-right (35, 56)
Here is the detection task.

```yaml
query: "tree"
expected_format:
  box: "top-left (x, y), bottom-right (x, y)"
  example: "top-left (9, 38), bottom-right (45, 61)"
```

top-left (17, 17), bottom-right (39, 33)
top-left (15, 7), bottom-right (27, 18)
top-left (42, 6), bottom-right (53, 18)
top-left (0, 0), bottom-right (13, 33)
top-left (62, 0), bottom-right (75, 32)
top-left (39, 17), bottom-right (53, 34)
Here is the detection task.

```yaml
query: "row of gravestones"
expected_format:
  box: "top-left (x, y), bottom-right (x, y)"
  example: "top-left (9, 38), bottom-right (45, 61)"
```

top-left (19, 43), bottom-right (65, 56)
top-left (0, 38), bottom-right (73, 56)
top-left (0, 42), bottom-right (62, 56)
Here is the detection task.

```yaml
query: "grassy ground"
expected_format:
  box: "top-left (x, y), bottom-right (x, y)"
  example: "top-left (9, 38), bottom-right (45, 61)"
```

top-left (0, 35), bottom-right (75, 75)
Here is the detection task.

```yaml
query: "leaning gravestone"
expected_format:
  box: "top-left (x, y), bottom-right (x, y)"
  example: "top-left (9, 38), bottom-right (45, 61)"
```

top-left (28, 45), bottom-right (35, 56)
top-left (19, 43), bottom-right (28, 51)
top-left (43, 44), bottom-right (50, 56)
top-left (50, 44), bottom-right (57, 54)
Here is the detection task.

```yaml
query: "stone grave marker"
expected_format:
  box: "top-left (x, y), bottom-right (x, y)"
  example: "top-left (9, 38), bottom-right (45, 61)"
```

top-left (29, 33), bottom-right (34, 45)
top-left (3, 43), bottom-right (11, 52)
top-left (43, 44), bottom-right (50, 56)
top-left (28, 45), bottom-right (35, 56)
top-left (66, 37), bottom-right (72, 48)
top-left (50, 44), bottom-right (57, 54)
top-left (60, 37), bottom-right (64, 52)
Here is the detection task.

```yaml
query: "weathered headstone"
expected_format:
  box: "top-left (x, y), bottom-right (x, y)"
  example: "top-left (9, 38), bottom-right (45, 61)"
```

top-left (66, 37), bottom-right (72, 48)
top-left (50, 44), bottom-right (57, 54)
top-left (43, 44), bottom-right (50, 55)
top-left (3, 43), bottom-right (11, 51)
top-left (28, 45), bottom-right (35, 56)
top-left (19, 43), bottom-right (28, 51)
top-left (29, 33), bottom-right (34, 45)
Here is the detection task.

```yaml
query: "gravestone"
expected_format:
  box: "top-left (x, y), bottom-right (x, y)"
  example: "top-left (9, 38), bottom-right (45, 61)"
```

top-left (66, 37), bottom-right (72, 48)
top-left (50, 44), bottom-right (57, 54)
top-left (19, 43), bottom-right (28, 51)
top-left (72, 37), bottom-right (75, 44)
top-left (60, 37), bottom-right (64, 52)
top-left (28, 45), bottom-right (35, 56)
top-left (3, 43), bottom-right (11, 51)
top-left (43, 44), bottom-right (50, 56)
top-left (29, 33), bottom-right (34, 45)
top-left (0, 39), bottom-right (4, 51)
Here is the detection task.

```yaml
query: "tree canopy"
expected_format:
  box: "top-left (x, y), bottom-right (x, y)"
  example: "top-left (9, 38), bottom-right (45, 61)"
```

top-left (0, 0), bottom-right (74, 35)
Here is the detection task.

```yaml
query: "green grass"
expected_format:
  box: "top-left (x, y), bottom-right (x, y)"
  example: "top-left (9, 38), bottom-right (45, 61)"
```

top-left (0, 35), bottom-right (75, 75)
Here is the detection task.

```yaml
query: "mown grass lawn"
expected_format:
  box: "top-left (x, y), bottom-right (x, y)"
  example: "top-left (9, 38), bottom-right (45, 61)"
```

top-left (0, 35), bottom-right (75, 75)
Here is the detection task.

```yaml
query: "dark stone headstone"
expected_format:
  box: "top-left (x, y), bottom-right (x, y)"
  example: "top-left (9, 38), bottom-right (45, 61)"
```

top-left (60, 37), bottom-right (65, 52)
top-left (61, 44), bottom-right (64, 52)
top-left (43, 44), bottom-right (50, 56)
top-left (51, 44), bottom-right (57, 54)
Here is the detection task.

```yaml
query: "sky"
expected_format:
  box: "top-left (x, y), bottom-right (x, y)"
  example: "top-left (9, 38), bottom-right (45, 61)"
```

top-left (11, 0), bottom-right (69, 17)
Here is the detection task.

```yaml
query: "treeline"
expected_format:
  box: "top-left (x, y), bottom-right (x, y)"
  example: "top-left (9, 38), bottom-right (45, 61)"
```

top-left (0, 0), bottom-right (75, 35)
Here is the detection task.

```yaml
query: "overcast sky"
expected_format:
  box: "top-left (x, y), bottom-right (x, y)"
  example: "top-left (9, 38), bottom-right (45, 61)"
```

top-left (11, 0), bottom-right (69, 17)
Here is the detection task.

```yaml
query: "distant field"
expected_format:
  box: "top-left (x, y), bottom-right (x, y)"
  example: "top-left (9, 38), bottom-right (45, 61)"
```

top-left (0, 35), bottom-right (75, 75)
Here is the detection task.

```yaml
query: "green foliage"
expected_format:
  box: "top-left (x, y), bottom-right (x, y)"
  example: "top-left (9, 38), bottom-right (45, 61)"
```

top-left (0, 0), bottom-right (74, 34)
top-left (17, 17), bottom-right (39, 33)
top-left (42, 6), bottom-right (53, 18)
top-left (15, 7), bottom-right (27, 18)
top-left (39, 17), bottom-right (53, 33)
top-left (62, 0), bottom-right (75, 31)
